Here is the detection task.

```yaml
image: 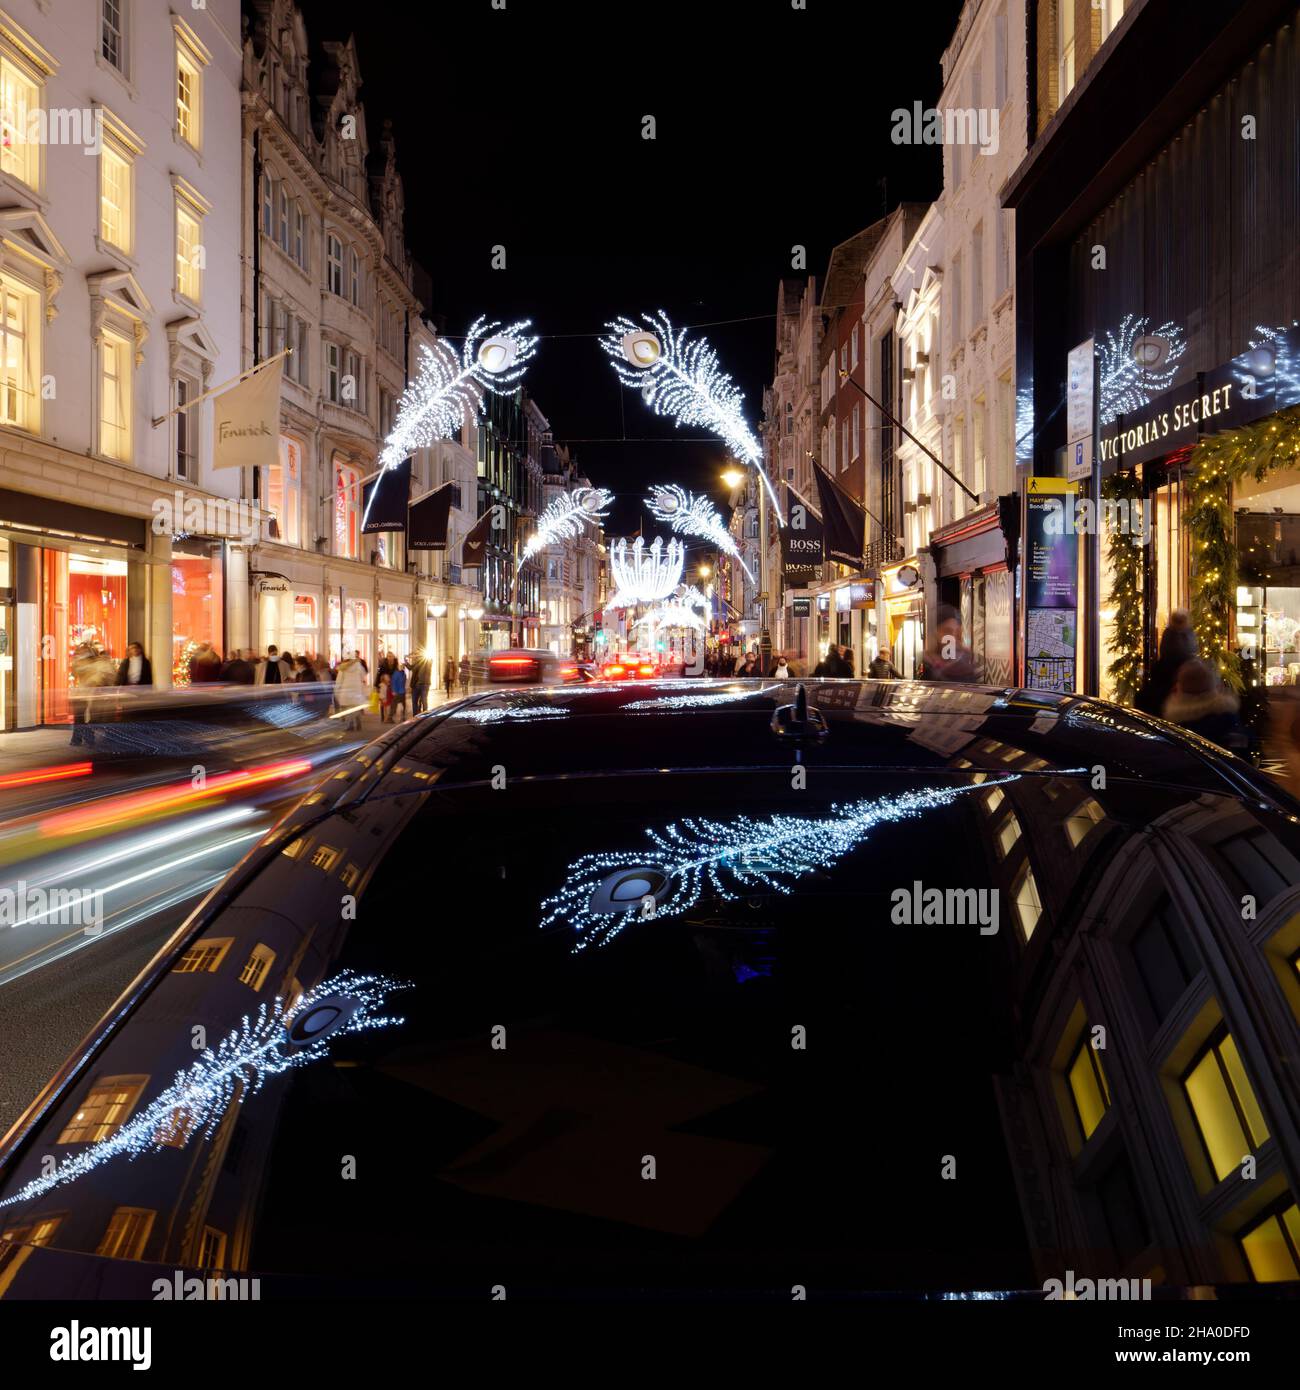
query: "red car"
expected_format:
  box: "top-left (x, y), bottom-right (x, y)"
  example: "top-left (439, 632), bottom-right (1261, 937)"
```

top-left (486, 649), bottom-right (581, 684)
top-left (599, 653), bottom-right (658, 680)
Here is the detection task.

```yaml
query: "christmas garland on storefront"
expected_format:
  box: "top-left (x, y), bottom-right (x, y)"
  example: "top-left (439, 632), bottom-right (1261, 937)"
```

top-left (1186, 403), bottom-right (1300, 691)
top-left (1101, 470), bottom-right (1144, 701)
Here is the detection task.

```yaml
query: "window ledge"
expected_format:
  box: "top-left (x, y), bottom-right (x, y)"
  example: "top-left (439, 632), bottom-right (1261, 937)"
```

top-left (93, 236), bottom-right (135, 270)
top-left (94, 49), bottom-right (137, 101)
top-left (172, 129), bottom-right (203, 166)
top-left (172, 289), bottom-right (202, 315)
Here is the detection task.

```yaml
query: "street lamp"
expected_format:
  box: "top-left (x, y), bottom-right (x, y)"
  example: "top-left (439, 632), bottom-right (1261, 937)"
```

top-left (721, 466), bottom-right (745, 491)
top-left (698, 563), bottom-right (712, 579)
top-left (468, 606), bottom-right (485, 621)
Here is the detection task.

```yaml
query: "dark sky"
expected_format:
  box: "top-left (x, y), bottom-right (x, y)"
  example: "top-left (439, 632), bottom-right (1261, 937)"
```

top-left (297, 0), bottom-right (965, 533)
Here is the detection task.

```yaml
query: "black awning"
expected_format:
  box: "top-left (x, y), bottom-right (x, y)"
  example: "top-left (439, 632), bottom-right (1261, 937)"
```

top-left (409, 481), bottom-right (455, 551)
top-left (362, 458), bottom-right (411, 534)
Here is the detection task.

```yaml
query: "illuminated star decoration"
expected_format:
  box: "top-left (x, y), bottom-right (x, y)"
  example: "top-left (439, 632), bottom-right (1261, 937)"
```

top-left (0, 972), bottom-right (405, 1209)
top-left (518, 486), bottom-right (613, 570)
top-left (1098, 315), bottom-right (1187, 424)
top-left (600, 311), bottom-right (785, 524)
top-left (538, 780), bottom-right (1015, 951)
top-left (365, 316), bottom-right (538, 524)
top-left (647, 484), bottom-right (754, 580)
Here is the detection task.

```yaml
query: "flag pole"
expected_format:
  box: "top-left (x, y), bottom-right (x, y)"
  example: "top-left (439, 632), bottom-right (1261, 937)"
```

top-left (150, 348), bottom-right (292, 429)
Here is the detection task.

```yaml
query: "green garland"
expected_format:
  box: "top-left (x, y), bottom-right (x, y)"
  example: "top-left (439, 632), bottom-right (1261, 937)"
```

top-left (1186, 403), bottom-right (1300, 691)
top-left (1102, 470), bottom-right (1144, 702)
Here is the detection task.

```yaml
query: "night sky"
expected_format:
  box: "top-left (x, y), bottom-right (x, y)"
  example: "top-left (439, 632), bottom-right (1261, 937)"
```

top-left (298, 0), bottom-right (965, 534)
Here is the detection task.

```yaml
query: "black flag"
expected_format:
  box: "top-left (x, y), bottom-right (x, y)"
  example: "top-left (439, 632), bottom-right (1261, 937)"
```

top-left (781, 485), bottom-right (824, 586)
top-left (361, 458), bottom-right (410, 534)
top-left (461, 506), bottom-right (496, 569)
top-left (409, 482), bottom-right (455, 551)
top-left (812, 461), bottom-right (866, 567)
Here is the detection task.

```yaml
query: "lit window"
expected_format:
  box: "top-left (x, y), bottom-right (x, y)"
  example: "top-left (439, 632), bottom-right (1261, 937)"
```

top-left (982, 786), bottom-right (1005, 815)
top-left (96, 1207), bottom-right (155, 1261)
top-left (334, 459), bottom-right (360, 558)
top-left (174, 377), bottom-right (197, 480)
top-left (99, 329), bottom-right (132, 462)
top-left (311, 844), bottom-right (339, 871)
top-left (176, 45), bottom-right (202, 149)
top-left (172, 937), bottom-right (232, 975)
top-left (58, 1076), bottom-right (146, 1144)
top-left (1065, 797), bottom-right (1107, 847)
top-left (0, 276), bottom-right (37, 431)
top-left (1011, 861), bottom-right (1042, 940)
top-left (155, 1107), bottom-right (196, 1149)
top-left (263, 436), bottom-right (302, 545)
top-left (0, 56), bottom-right (39, 189)
top-left (100, 146), bottom-right (131, 252)
top-left (239, 943), bottom-right (276, 992)
top-left (176, 200), bottom-right (202, 302)
top-left (996, 812), bottom-right (1022, 859)
top-left (1182, 1028), bottom-right (1270, 1183)
top-left (1238, 1199), bottom-right (1300, 1283)
top-left (1067, 1032), bottom-right (1111, 1141)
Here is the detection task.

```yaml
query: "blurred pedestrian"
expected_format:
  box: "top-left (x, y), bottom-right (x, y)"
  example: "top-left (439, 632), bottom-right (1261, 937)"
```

top-left (219, 650), bottom-right (255, 684)
top-left (389, 658), bottom-right (408, 721)
top-left (1163, 658), bottom-right (1246, 752)
top-left (920, 606), bottom-right (977, 681)
top-left (115, 641), bottom-right (153, 687)
top-left (1136, 609), bottom-right (1199, 716)
top-left (333, 652), bottom-right (367, 731)
top-left (771, 654), bottom-right (791, 678)
top-left (443, 656), bottom-right (457, 696)
top-left (188, 641), bottom-right (221, 684)
top-left (458, 653), bottom-right (472, 694)
top-left (70, 640), bottom-right (112, 746)
top-left (869, 649), bottom-right (900, 679)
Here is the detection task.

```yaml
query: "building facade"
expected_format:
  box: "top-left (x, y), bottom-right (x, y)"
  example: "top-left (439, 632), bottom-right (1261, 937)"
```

top-left (0, 0), bottom-right (243, 728)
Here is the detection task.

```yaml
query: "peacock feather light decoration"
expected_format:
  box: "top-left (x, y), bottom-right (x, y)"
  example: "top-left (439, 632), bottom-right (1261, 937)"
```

top-left (647, 483), bottom-right (754, 579)
top-left (601, 311), bottom-right (784, 523)
top-left (1098, 315), bottom-right (1187, 425)
top-left (0, 972), bottom-right (406, 1209)
top-left (518, 486), bottom-right (612, 569)
top-left (365, 316), bottom-right (537, 525)
top-left (539, 780), bottom-right (1014, 951)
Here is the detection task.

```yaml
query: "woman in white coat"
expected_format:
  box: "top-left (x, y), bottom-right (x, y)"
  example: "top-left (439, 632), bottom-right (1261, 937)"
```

top-left (333, 652), bottom-right (368, 731)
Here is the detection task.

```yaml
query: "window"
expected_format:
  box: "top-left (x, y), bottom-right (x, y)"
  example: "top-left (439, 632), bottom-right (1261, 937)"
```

top-left (993, 5), bottom-right (1008, 108)
top-left (1065, 796), bottom-right (1106, 848)
top-left (1182, 1028), bottom-right (1270, 1182)
top-left (1098, 0), bottom-right (1125, 46)
top-left (335, 458), bottom-right (361, 558)
top-left (850, 324), bottom-right (859, 370)
top-left (239, 944), bottom-right (276, 992)
top-left (262, 172), bottom-right (275, 238)
top-left (0, 275), bottom-right (37, 431)
top-left (344, 349), bottom-right (360, 409)
top-left (96, 1208), bottom-right (155, 1261)
top-left (996, 812), bottom-right (1022, 859)
top-left (102, 0), bottom-right (126, 73)
top-left (327, 234), bottom-right (343, 296)
top-left (264, 436), bottom-right (302, 544)
top-left (325, 341), bottom-right (341, 403)
top-left (197, 1227), bottom-right (227, 1271)
top-left (1058, 0), bottom-right (1076, 104)
top-left (174, 378), bottom-right (197, 480)
top-left (277, 185), bottom-right (289, 253)
top-left (99, 329), bottom-right (132, 462)
top-left (1067, 1031), bottom-right (1111, 1141)
top-left (176, 200), bottom-right (202, 302)
top-left (172, 937), bottom-right (232, 975)
top-left (995, 211), bottom-right (1010, 299)
top-left (350, 247), bottom-right (360, 307)
top-left (293, 202), bottom-right (306, 270)
top-left (0, 55), bottom-right (39, 189)
top-left (851, 403), bottom-right (860, 459)
top-left (176, 37), bottom-right (203, 149)
top-left (100, 146), bottom-right (132, 253)
top-left (311, 843), bottom-right (339, 871)
top-left (58, 1076), bottom-right (146, 1144)
top-left (971, 223), bottom-right (984, 325)
top-left (1238, 1198), bottom-right (1300, 1283)
top-left (950, 253), bottom-right (962, 341)
top-left (972, 398), bottom-right (986, 497)
top-left (1011, 860), bottom-right (1042, 940)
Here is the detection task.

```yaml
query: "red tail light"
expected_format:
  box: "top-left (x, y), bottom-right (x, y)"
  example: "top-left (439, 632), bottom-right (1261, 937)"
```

top-left (606, 664), bottom-right (625, 677)
top-left (639, 664), bottom-right (654, 676)
top-left (560, 665), bottom-right (578, 677)
top-left (491, 657), bottom-right (534, 667)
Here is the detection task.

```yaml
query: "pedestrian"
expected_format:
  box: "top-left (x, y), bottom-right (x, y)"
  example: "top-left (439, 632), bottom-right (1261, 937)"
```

top-left (920, 606), bottom-right (977, 681)
top-left (739, 653), bottom-right (759, 677)
top-left (409, 654), bottom-right (429, 714)
top-left (1163, 658), bottom-right (1246, 752)
top-left (771, 654), bottom-right (791, 678)
top-left (458, 653), bottom-right (472, 695)
top-left (188, 641), bottom-right (222, 684)
top-left (255, 644), bottom-right (289, 685)
top-left (389, 658), bottom-right (408, 721)
top-left (332, 652), bottom-right (367, 732)
top-left (444, 656), bottom-right (457, 696)
top-left (1136, 609), bottom-right (1198, 716)
top-left (115, 641), bottom-right (153, 687)
top-left (869, 649), bottom-right (900, 679)
top-left (813, 647), bottom-right (837, 678)
top-left (70, 641), bottom-right (111, 746)
top-left (219, 650), bottom-right (255, 684)
top-left (837, 646), bottom-right (857, 677)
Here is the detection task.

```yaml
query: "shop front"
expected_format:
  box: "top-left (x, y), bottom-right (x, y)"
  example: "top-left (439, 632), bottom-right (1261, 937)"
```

top-left (327, 591), bottom-right (374, 671)
top-left (172, 539), bottom-right (225, 685)
top-left (929, 503), bottom-right (1015, 685)
top-left (880, 558), bottom-right (926, 679)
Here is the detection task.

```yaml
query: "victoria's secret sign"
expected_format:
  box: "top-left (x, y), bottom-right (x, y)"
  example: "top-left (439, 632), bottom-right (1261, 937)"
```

top-left (1098, 324), bottom-right (1300, 468)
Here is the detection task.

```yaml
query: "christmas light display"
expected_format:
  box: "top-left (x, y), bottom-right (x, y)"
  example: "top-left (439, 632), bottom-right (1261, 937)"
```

top-left (365, 317), bottom-right (537, 525)
top-left (623, 687), bottom-right (761, 711)
top-left (601, 311), bottom-right (784, 522)
top-left (0, 971), bottom-right (405, 1209)
top-left (646, 484), bottom-right (754, 579)
top-left (605, 536), bottom-right (685, 609)
top-left (1098, 315), bottom-right (1187, 424)
top-left (539, 779), bottom-right (1015, 951)
top-left (518, 486), bottom-right (613, 569)
top-left (449, 705), bottom-right (569, 724)
top-left (1234, 322), bottom-right (1300, 406)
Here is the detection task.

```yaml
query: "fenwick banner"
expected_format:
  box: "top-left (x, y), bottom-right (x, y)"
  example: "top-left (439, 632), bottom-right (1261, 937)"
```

top-left (1024, 476), bottom-right (1079, 694)
top-left (782, 486), bottom-right (824, 586)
